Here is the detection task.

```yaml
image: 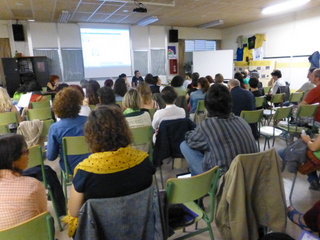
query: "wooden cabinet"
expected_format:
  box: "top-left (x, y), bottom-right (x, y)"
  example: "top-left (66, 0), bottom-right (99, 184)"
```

top-left (2, 56), bottom-right (49, 97)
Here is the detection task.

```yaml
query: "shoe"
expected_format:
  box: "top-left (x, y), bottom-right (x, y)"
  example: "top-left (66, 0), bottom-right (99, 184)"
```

top-left (287, 207), bottom-right (313, 233)
top-left (309, 180), bottom-right (320, 190)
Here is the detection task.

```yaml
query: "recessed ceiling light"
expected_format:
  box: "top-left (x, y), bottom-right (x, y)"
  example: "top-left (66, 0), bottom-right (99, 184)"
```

top-left (15, 2), bottom-right (23, 6)
top-left (123, 10), bottom-right (129, 12)
top-left (262, 0), bottom-right (310, 14)
top-left (28, 19), bottom-right (35, 22)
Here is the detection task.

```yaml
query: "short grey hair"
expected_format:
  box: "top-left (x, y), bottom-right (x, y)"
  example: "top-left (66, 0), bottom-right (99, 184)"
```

top-left (250, 71), bottom-right (260, 79)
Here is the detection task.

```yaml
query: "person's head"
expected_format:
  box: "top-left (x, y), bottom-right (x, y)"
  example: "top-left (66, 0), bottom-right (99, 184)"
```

top-left (307, 67), bottom-right (317, 82)
top-left (271, 69), bottom-right (282, 80)
top-left (145, 73), bottom-right (154, 84)
top-left (234, 72), bottom-right (245, 88)
top-left (134, 70), bottom-right (141, 77)
top-left (205, 83), bottom-right (232, 118)
top-left (191, 72), bottom-right (199, 82)
top-left (250, 70), bottom-right (260, 79)
top-left (56, 83), bottom-right (69, 92)
top-left (49, 75), bottom-right (59, 85)
top-left (205, 75), bottom-right (214, 84)
top-left (113, 78), bottom-right (127, 97)
top-left (80, 79), bottom-right (88, 88)
top-left (122, 88), bottom-right (140, 110)
top-left (86, 80), bottom-right (100, 105)
top-left (0, 87), bottom-right (13, 112)
top-left (214, 73), bottom-right (224, 84)
top-left (97, 86), bottom-right (116, 105)
top-left (241, 71), bottom-right (247, 78)
top-left (249, 77), bottom-right (259, 89)
top-left (161, 86), bottom-right (178, 104)
top-left (312, 69), bottom-right (320, 85)
top-left (0, 133), bottom-right (28, 173)
top-left (119, 73), bottom-right (127, 80)
top-left (84, 105), bottom-right (132, 153)
top-left (104, 79), bottom-right (114, 88)
top-left (228, 79), bottom-right (240, 90)
top-left (171, 75), bottom-right (184, 87)
top-left (154, 76), bottom-right (161, 85)
top-left (198, 77), bottom-right (210, 93)
top-left (136, 82), bottom-right (152, 105)
top-left (69, 84), bottom-right (85, 100)
top-left (53, 87), bottom-right (81, 118)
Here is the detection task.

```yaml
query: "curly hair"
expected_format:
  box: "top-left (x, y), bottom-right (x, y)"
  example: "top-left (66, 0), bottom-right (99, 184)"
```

top-left (122, 88), bottom-right (140, 110)
top-left (84, 105), bottom-right (132, 152)
top-left (52, 87), bottom-right (81, 118)
top-left (69, 84), bottom-right (85, 99)
top-left (136, 82), bottom-right (152, 105)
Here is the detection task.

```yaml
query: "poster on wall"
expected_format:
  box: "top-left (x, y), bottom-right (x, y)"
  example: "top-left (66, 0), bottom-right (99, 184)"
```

top-left (168, 46), bottom-right (177, 59)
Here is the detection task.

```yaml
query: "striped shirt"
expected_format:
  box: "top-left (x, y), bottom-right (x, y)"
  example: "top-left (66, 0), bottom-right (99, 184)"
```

top-left (185, 114), bottom-right (258, 175)
top-left (0, 170), bottom-right (47, 230)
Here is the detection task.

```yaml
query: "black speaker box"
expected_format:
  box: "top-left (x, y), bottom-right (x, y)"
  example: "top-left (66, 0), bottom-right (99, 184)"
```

top-left (12, 24), bottom-right (25, 41)
top-left (169, 29), bottom-right (178, 43)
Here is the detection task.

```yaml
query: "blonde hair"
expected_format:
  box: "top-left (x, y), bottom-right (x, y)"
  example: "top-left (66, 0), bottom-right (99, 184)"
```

top-left (0, 87), bottom-right (14, 112)
top-left (136, 82), bottom-right (152, 105)
top-left (122, 88), bottom-right (141, 110)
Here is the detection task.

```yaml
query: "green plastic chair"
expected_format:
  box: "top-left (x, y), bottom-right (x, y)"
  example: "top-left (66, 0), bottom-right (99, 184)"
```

top-left (42, 87), bottom-right (47, 92)
top-left (0, 124), bottom-right (10, 134)
top-left (194, 100), bottom-right (206, 124)
top-left (255, 96), bottom-right (265, 109)
top-left (240, 109), bottom-right (263, 150)
top-left (263, 93), bottom-right (284, 125)
top-left (0, 112), bottom-right (18, 125)
top-left (260, 107), bottom-right (292, 150)
top-left (89, 105), bottom-right (96, 111)
top-left (165, 166), bottom-right (220, 240)
top-left (27, 107), bottom-right (52, 121)
top-left (62, 136), bottom-right (90, 206)
top-left (28, 145), bottom-right (63, 231)
top-left (288, 92), bottom-right (304, 104)
top-left (263, 86), bottom-right (271, 95)
top-left (0, 211), bottom-right (54, 240)
top-left (30, 101), bottom-right (51, 109)
top-left (278, 104), bottom-right (319, 139)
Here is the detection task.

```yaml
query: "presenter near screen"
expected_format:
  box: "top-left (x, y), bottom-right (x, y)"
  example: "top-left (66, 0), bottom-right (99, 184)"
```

top-left (132, 70), bottom-right (144, 87)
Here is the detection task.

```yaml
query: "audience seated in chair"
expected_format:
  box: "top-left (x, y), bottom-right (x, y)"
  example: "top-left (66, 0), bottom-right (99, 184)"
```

top-left (83, 80), bottom-right (100, 106)
top-left (62, 105), bottom-right (156, 237)
top-left (47, 87), bottom-right (90, 173)
top-left (180, 83), bottom-right (258, 176)
top-left (0, 134), bottom-right (47, 230)
top-left (136, 82), bottom-right (159, 110)
top-left (189, 77), bottom-right (209, 114)
top-left (69, 84), bottom-right (91, 117)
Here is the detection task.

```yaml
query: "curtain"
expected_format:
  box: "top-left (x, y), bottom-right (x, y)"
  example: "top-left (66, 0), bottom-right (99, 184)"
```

top-left (0, 38), bottom-right (12, 85)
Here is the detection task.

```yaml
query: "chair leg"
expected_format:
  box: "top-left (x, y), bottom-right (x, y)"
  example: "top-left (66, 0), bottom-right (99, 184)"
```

top-left (48, 189), bottom-right (63, 231)
top-left (289, 172), bottom-right (298, 205)
top-left (159, 166), bottom-right (164, 189)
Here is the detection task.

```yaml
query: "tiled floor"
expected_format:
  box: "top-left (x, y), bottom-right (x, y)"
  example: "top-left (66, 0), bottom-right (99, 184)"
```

top-left (47, 136), bottom-right (320, 240)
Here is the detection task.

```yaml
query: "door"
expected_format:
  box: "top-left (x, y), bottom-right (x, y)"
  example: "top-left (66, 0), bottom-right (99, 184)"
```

top-left (2, 58), bottom-right (20, 97)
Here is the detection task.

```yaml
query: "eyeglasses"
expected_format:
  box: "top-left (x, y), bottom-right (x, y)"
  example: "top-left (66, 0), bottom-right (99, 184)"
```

top-left (22, 149), bottom-right (29, 155)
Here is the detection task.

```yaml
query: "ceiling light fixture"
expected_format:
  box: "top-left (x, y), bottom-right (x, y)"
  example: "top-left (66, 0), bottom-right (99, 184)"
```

top-left (199, 19), bottom-right (224, 28)
top-left (137, 16), bottom-right (158, 26)
top-left (261, 0), bottom-right (310, 14)
top-left (58, 10), bottom-right (71, 23)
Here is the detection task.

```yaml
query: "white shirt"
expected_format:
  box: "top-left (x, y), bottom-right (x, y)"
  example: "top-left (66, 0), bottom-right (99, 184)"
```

top-left (152, 104), bottom-right (186, 130)
top-left (271, 78), bottom-right (286, 94)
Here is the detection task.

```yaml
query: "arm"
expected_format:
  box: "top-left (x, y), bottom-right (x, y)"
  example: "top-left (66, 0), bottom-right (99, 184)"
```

top-left (35, 182), bottom-right (48, 213)
top-left (268, 78), bottom-right (274, 87)
top-left (68, 185), bottom-right (85, 218)
top-left (185, 126), bottom-right (208, 151)
top-left (301, 134), bottom-right (320, 152)
top-left (47, 82), bottom-right (57, 91)
top-left (46, 126), bottom-right (59, 161)
top-left (11, 105), bottom-right (22, 123)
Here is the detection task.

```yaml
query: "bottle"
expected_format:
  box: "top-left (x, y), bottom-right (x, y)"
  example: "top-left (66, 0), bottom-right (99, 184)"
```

top-left (301, 130), bottom-right (306, 135)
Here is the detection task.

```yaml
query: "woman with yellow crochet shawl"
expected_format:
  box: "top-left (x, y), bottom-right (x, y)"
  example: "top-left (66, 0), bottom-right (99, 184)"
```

top-left (63, 105), bottom-right (156, 236)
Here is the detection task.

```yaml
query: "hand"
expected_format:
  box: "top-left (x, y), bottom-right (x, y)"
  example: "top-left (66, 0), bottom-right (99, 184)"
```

top-left (301, 134), bottom-right (311, 143)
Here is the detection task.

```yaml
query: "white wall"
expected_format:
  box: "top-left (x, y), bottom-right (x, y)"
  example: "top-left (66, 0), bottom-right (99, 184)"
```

top-left (221, 6), bottom-right (320, 90)
top-left (0, 20), bottom-right (9, 38)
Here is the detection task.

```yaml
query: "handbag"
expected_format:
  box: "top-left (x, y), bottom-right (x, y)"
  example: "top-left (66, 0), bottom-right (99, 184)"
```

top-left (284, 139), bottom-right (307, 173)
top-left (298, 150), bottom-right (320, 175)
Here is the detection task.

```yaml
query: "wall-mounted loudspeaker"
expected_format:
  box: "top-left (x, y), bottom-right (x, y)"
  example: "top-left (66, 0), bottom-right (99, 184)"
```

top-left (169, 29), bottom-right (178, 43)
top-left (12, 24), bottom-right (25, 41)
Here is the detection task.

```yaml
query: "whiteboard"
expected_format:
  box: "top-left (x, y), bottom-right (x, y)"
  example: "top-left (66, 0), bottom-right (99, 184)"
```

top-left (193, 50), bottom-right (234, 79)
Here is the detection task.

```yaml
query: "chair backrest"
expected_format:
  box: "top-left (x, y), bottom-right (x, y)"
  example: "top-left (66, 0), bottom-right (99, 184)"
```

top-left (30, 101), bottom-right (51, 109)
top-left (130, 125), bottom-right (152, 146)
top-left (289, 92), bottom-right (304, 103)
top-left (263, 87), bottom-right (271, 95)
top-left (89, 105), bottom-right (96, 111)
top-left (255, 96), bottom-right (265, 109)
top-left (43, 94), bottom-right (52, 101)
top-left (148, 108), bottom-right (157, 120)
top-left (273, 106), bottom-right (292, 121)
top-left (277, 85), bottom-right (290, 101)
top-left (0, 112), bottom-right (18, 125)
top-left (0, 211), bottom-right (54, 240)
top-left (41, 119), bottom-right (54, 137)
top-left (0, 124), bottom-right (10, 134)
top-left (195, 100), bottom-right (205, 114)
top-left (270, 93), bottom-right (284, 105)
top-left (240, 109), bottom-right (263, 124)
top-left (27, 108), bottom-right (52, 121)
top-left (296, 104), bottom-right (319, 118)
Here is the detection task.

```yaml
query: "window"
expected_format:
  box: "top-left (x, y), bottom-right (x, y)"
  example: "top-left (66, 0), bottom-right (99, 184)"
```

top-left (185, 40), bottom-right (216, 52)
